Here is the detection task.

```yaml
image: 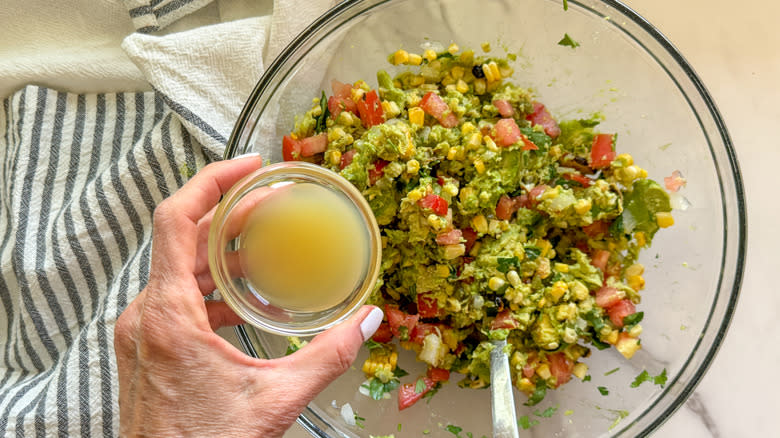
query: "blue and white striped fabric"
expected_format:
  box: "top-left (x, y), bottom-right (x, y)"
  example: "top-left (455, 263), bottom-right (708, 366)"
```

top-left (123, 0), bottom-right (215, 33)
top-left (0, 86), bottom-right (221, 436)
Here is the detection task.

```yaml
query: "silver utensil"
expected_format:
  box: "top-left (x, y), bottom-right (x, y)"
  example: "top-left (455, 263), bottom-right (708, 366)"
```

top-left (490, 339), bottom-right (520, 438)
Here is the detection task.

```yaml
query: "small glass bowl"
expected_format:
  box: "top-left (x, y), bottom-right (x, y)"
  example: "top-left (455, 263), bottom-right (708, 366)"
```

top-left (208, 161), bottom-right (382, 337)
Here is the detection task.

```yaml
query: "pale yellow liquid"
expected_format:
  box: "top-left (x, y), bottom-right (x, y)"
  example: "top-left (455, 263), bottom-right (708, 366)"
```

top-left (240, 182), bottom-right (369, 312)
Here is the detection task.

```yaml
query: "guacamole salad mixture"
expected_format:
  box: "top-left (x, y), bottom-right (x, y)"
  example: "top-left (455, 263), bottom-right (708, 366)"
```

top-left (280, 43), bottom-right (673, 411)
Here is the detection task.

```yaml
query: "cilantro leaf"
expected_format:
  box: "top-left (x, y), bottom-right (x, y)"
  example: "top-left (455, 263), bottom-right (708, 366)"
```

top-left (517, 415), bottom-right (540, 430)
top-left (558, 33), bottom-right (581, 49)
top-left (364, 339), bottom-right (385, 350)
top-left (414, 378), bottom-right (426, 394)
top-left (534, 405), bottom-right (558, 418)
top-left (598, 386), bottom-right (609, 396)
top-left (393, 366), bottom-right (409, 378)
top-left (314, 91), bottom-right (330, 134)
top-left (654, 368), bottom-right (668, 387)
top-left (524, 246), bottom-right (542, 260)
top-left (583, 375), bottom-right (592, 382)
top-left (365, 377), bottom-right (400, 400)
top-left (497, 256), bottom-right (519, 273)
top-left (446, 424), bottom-right (463, 436)
top-left (630, 370), bottom-right (651, 388)
top-left (623, 312), bottom-right (644, 327)
top-left (524, 381), bottom-right (547, 406)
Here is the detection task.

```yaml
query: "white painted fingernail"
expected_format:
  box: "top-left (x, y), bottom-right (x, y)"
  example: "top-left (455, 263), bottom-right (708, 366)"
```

top-left (231, 151), bottom-right (261, 160)
top-left (359, 307), bottom-right (384, 341)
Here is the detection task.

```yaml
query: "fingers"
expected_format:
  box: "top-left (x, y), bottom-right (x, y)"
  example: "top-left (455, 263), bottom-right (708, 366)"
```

top-left (276, 306), bottom-right (384, 396)
top-left (151, 155), bottom-right (263, 277)
top-left (205, 301), bottom-right (246, 330)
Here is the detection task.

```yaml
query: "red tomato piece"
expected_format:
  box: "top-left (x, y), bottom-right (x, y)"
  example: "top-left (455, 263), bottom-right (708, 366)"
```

top-left (526, 185), bottom-right (548, 207)
top-left (591, 249), bottom-right (610, 272)
top-left (590, 133), bottom-right (616, 168)
top-left (493, 99), bottom-right (515, 117)
top-left (525, 101), bottom-right (561, 138)
top-left (491, 310), bottom-right (519, 330)
top-left (328, 80), bottom-right (358, 118)
top-left (548, 352), bottom-right (573, 388)
top-left (418, 194), bottom-right (448, 216)
top-left (410, 322), bottom-right (442, 344)
top-left (493, 118), bottom-right (522, 147)
top-left (398, 377), bottom-right (435, 410)
top-left (461, 227), bottom-right (478, 254)
top-left (368, 159), bottom-right (389, 185)
top-left (595, 286), bottom-right (621, 309)
top-left (562, 172), bottom-right (592, 187)
top-left (520, 134), bottom-right (539, 151)
top-left (420, 92), bottom-right (458, 128)
top-left (607, 299), bottom-right (636, 328)
top-left (582, 220), bottom-right (610, 238)
top-left (435, 229), bottom-right (462, 246)
top-left (282, 135), bottom-right (301, 161)
top-left (522, 353), bottom-right (539, 378)
top-left (495, 194), bottom-right (522, 220)
top-left (417, 293), bottom-right (439, 318)
top-left (357, 89), bottom-right (384, 128)
top-left (371, 322), bottom-right (393, 343)
top-left (664, 170), bottom-right (686, 192)
top-left (299, 133), bottom-right (327, 157)
top-left (339, 149), bottom-right (356, 169)
top-left (427, 367), bottom-right (450, 382)
top-left (385, 305), bottom-right (419, 338)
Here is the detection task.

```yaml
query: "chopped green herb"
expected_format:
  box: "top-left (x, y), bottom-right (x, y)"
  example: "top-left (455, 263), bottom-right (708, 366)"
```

top-left (604, 367), bottom-right (620, 376)
top-left (630, 368), bottom-right (667, 388)
top-left (558, 33), bottom-right (581, 49)
top-left (415, 378), bottom-right (426, 394)
top-left (524, 246), bottom-right (542, 260)
top-left (597, 386), bottom-right (609, 396)
top-left (563, 0), bottom-right (569, 10)
top-left (517, 415), bottom-right (540, 430)
top-left (314, 91), bottom-right (330, 133)
top-left (608, 410), bottom-right (630, 430)
top-left (496, 256), bottom-right (519, 273)
top-left (364, 339), bottom-right (385, 350)
top-left (467, 433), bottom-right (474, 438)
top-left (393, 366), bottom-right (409, 378)
top-left (423, 430), bottom-right (431, 435)
top-left (534, 405), bottom-right (558, 418)
top-left (364, 377), bottom-right (401, 400)
top-left (397, 423), bottom-right (402, 431)
top-left (423, 383), bottom-right (441, 403)
top-left (623, 312), bottom-right (644, 327)
top-left (654, 368), bottom-right (668, 387)
top-left (524, 381), bottom-right (547, 406)
top-left (445, 424), bottom-right (463, 436)
top-left (583, 375), bottom-right (592, 382)
top-left (354, 414), bottom-right (366, 429)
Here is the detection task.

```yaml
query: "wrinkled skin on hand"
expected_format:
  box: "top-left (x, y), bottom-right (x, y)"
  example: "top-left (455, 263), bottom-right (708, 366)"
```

top-left (114, 155), bottom-right (380, 437)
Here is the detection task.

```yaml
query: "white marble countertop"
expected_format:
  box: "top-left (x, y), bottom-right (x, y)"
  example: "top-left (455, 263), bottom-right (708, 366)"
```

top-left (281, 0), bottom-right (778, 436)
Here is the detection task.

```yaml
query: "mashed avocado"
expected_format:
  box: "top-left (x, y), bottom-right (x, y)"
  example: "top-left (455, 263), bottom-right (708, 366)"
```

top-left (282, 45), bottom-right (672, 406)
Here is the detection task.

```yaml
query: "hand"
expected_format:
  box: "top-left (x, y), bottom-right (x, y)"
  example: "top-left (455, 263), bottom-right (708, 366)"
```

top-left (114, 155), bottom-right (384, 437)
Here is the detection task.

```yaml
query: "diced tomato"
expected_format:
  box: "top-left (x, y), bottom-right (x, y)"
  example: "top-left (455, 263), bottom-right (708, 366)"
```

top-left (461, 227), bottom-right (478, 254)
top-left (493, 118), bottom-right (522, 147)
top-left (595, 286), bottom-right (621, 309)
top-left (520, 134), bottom-right (539, 151)
top-left (590, 133), bottom-right (616, 168)
top-left (417, 293), bottom-right (439, 318)
top-left (435, 229), bottom-right (462, 246)
top-left (339, 149), bottom-right (356, 169)
top-left (371, 322), bottom-right (393, 343)
top-left (591, 249), bottom-right (610, 272)
top-left (664, 170), bottom-right (686, 192)
top-left (496, 195), bottom-right (521, 220)
top-left (607, 299), bottom-right (636, 328)
top-left (491, 310), bottom-right (519, 330)
top-left (582, 220), bottom-right (609, 238)
top-left (398, 377), bottom-right (435, 410)
top-left (327, 80), bottom-right (358, 118)
top-left (526, 185), bottom-right (549, 207)
top-left (282, 135), bottom-right (301, 161)
top-left (357, 89), bottom-right (384, 128)
top-left (548, 352), bottom-right (573, 388)
top-left (420, 92), bottom-right (458, 128)
top-left (525, 102), bottom-right (561, 138)
top-left (562, 172), bottom-right (592, 187)
top-left (410, 322), bottom-right (443, 344)
top-left (493, 99), bottom-right (515, 117)
top-left (385, 305), bottom-right (419, 339)
top-left (418, 194), bottom-right (448, 216)
top-left (427, 367), bottom-right (450, 383)
top-left (368, 159), bottom-right (389, 185)
top-left (299, 133), bottom-right (327, 157)
top-left (522, 352), bottom-right (539, 378)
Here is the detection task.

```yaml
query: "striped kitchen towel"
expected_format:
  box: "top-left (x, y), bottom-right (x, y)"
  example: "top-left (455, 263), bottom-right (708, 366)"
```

top-left (0, 86), bottom-right (219, 436)
top-left (123, 0), bottom-right (215, 33)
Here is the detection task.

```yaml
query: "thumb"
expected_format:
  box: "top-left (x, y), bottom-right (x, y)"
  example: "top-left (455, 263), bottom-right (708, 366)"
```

top-left (280, 305), bottom-right (384, 395)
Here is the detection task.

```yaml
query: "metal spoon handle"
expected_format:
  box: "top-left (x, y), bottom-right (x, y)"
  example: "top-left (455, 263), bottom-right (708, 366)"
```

top-left (490, 339), bottom-right (520, 438)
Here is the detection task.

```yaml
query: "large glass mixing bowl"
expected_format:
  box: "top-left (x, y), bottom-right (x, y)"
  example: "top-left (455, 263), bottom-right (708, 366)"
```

top-left (223, 0), bottom-right (746, 436)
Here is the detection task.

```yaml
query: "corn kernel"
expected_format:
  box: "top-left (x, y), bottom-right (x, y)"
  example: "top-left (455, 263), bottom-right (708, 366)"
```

top-left (481, 63), bottom-right (495, 82)
top-left (555, 263), bottom-right (569, 273)
top-left (450, 65), bottom-right (465, 80)
top-left (407, 188), bottom-right (423, 202)
top-left (540, 186), bottom-right (560, 200)
top-left (616, 153), bottom-right (634, 166)
top-left (474, 159), bottom-right (486, 174)
top-left (550, 281), bottom-right (568, 302)
top-left (484, 135), bottom-right (499, 152)
top-left (423, 49), bottom-right (437, 61)
top-left (447, 43), bottom-right (459, 54)
top-left (436, 264), bottom-right (451, 277)
top-left (536, 258), bottom-right (551, 279)
top-left (518, 378), bottom-right (535, 393)
top-left (471, 214), bottom-right (488, 233)
top-left (499, 65), bottom-right (514, 78)
top-left (406, 159), bottom-right (420, 175)
top-left (625, 263), bottom-right (645, 277)
top-left (407, 53), bottom-right (423, 65)
top-left (467, 132), bottom-right (482, 150)
top-left (381, 100), bottom-right (400, 118)
top-left (409, 75), bottom-right (425, 87)
top-left (574, 198), bottom-right (592, 215)
top-left (488, 276), bottom-right (506, 291)
top-left (481, 42), bottom-right (491, 52)
top-left (393, 49), bottom-right (409, 65)
top-left (456, 79), bottom-right (469, 94)
top-left (328, 127), bottom-right (345, 142)
top-left (570, 281), bottom-right (589, 301)
top-left (446, 146), bottom-right (458, 160)
top-left (443, 244), bottom-right (466, 259)
top-left (326, 149), bottom-right (341, 166)
top-left (536, 364), bottom-right (552, 380)
top-left (350, 87), bottom-right (365, 102)
top-left (461, 121), bottom-right (475, 135)
top-left (605, 330), bottom-right (619, 345)
top-left (656, 212), bottom-right (674, 228)
top-left (445, 84), bottom-right (457, 94)
top-left (572, 363), bottom-right (589, 380)
top-left (427, 214), bottom-right (446, 230)
top-left (638, 168), bottom-right (648, 178)
top-left (616, 334), bottom-right (641, 359)
top-left (290, 132), bottom-right (298, 140)
top-left (627, 275), bottom-right (645, 291)
top-left (442, 183), bottom-right (459, 197)
top-left (408, 106), bottom-right (425, 126)
top-left (441, 74), bottom-right (455, 86)
top-left (628, 324), bottom-right (643, 338)
top-left (506, 270), bottom-right (521, 287)
top-left (474, 78), bottom-right (486, 95)
top-left (635, 231), bottom-right (647, 247)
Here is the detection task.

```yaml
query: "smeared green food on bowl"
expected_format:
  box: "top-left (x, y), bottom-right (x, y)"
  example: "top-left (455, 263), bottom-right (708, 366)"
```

top-left (280, 44), bottom-right (673, 411)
